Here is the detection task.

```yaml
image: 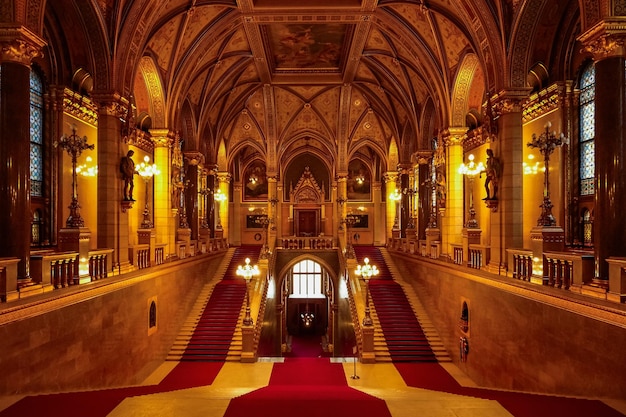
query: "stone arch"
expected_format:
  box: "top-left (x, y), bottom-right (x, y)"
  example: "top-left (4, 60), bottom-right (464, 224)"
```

top-left (450, 53), bottom-right (480, 127)
top-left (509, 0), bottom-right (546, 89)
top-left (136, 56), bottom-right (167, 130)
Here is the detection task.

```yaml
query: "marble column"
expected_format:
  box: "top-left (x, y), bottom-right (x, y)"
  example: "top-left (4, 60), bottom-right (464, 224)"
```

top-left (216, 172), bottom-right (231, 241)
top-left (0, 30), bottom-right (45, 281)
top-left (580, 29), bottom-right (626, 280)
top-left (151, 129), bottom-right (173, 258)
top-left (382, 172), bottom-right (399, 242)
top-left (441, 128), bottom-right (465, 259)
top-left (488, 91), bottom-right (526, 274)
top-left (94, 94), bottom-right (132, 273)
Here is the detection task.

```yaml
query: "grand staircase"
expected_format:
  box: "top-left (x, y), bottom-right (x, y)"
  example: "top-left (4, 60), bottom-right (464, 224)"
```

top-left (354, 246), bottom-right (450, 363)
top-left (167, 246), bottom-right (261, 362)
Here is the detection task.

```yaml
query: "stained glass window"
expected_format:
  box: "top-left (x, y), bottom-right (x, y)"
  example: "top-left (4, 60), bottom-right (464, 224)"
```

top-left (579, 64), bottom-right (595, 196)
top-left (30, 70), bottom-right (44, 197)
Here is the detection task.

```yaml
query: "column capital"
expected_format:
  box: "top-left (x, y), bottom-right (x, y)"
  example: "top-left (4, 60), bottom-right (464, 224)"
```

top-left (491, 88), bottom-right (531, 117)
top-left (382, 171), bottom-right (398, 183)
top-left (149, 129), bottom-right (174, 148)
top-left (442, 127), bottom-right (467, 146)
top-left (217, 172), bottom-right (232, 184)
top-left (412, 150), bottom-right (433, 165)
top-left (0, 26), bottom-right (45, 66)
top-left (184, 151), bottom-right (204, 166)
top-left (92, 92), bottom-right (126, 118)
top-left (579, 18), bottom-right (626, 61)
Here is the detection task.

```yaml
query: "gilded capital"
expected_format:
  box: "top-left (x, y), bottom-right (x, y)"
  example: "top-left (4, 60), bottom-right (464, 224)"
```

top-left (0, 27), bottom-right (45, 65)
top-left (382, 171), bottom-right (398, 183)
top-left (490, 89), bottom-right (530, 117)
top-left (579, 19), bottom-right (626, 61)
top-left (184, 151), bottom-right (205, 166)
top-left (412, 150), bottom-right (433, 165)
top-left (150, 129), bottom-right (174, 148)
top-left (217, 172), bottom-right (232, 184)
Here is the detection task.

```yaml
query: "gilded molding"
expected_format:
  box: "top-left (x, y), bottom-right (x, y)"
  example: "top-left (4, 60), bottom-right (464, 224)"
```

top-left (490, 89), bottom-right (530, 117)
top-left (522, 83), bottom-right (566, 123)
top-left (217, 172), bottom-right (232, 184)
top-left (412, 150), bottom-right (433, 165)
top-left (579, 19), bottom-right (626, 60)
top-left (0, 26), bottom-right (45, 65)
top-left (184, 151), bottom-right (205, 166)
top-left (150, 129), bottom-right (174, 148)
top-left (62, 88), bottom-right (98, 127)
top-left (382, 172), bottom-right (398, 183)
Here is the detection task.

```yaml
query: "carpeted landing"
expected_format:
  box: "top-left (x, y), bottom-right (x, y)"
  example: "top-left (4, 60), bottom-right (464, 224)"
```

top-left (223, 358), bottom-right (392, 417)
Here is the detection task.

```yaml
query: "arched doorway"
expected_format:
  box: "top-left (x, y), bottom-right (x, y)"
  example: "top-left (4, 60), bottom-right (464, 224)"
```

top-left (283, 258), bottom-right (333, 357)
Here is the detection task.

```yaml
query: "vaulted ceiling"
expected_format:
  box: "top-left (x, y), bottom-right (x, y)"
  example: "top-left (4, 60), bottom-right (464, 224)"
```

top-left (39, 0), bottom-right (587, 172)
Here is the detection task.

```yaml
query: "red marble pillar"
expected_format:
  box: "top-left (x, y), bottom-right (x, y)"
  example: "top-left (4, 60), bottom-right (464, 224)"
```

top-left (593, 55), bottom-right (626, 279)
top-left (0, 36), bottom-right (43, 280)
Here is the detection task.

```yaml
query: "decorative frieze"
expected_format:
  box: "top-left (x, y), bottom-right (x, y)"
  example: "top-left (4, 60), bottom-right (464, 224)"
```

top-left (0, 26), bottom-right (45, 65)
top-left (522, 83), bottom-right (566, 123)
top-left (63, 88), bottom-right (98, 127)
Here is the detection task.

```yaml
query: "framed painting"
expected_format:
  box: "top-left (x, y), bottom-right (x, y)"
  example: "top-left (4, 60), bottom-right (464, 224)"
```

top-left (244, 161), bottom-right (268, 201)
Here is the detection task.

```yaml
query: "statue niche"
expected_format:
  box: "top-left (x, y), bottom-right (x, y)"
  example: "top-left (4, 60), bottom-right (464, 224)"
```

top-left (289, 167), bottom-right (325, 237)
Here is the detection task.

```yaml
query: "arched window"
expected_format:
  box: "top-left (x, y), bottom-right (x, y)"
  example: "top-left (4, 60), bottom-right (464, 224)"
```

top-left (579, 64), bottom-right (595, 196)
top-left (291, 259), bottom-right (322, 296)
top-left (30, 69), bottom-right (44, 197)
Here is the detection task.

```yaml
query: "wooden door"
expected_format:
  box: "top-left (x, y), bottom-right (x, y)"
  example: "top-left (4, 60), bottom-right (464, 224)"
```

top-left (296, 209), bottom-right (318, 237)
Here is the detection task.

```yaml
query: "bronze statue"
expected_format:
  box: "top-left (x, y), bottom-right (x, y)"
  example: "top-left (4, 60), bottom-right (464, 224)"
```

top-left (480, 149), bottom-right (502, 200)
top-left (120, 150), bottom-right (136, 201)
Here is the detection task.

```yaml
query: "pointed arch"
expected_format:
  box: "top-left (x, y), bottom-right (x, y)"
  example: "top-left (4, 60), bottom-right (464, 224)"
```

top-left (450, 53), bottom-right (480, 128)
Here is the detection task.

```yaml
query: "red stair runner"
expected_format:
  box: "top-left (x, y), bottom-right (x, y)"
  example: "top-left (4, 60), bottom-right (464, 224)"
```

top-left (354, 246), bottom-right (437, 362)
top-left (180, 246), bottom-right (260, 361)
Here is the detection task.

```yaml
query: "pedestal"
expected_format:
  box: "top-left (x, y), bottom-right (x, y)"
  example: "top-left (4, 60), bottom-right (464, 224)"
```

top-left (0, 258), bottom-right (20, 302)
top-left (138, 228), bottom-right (156, 265)
top-left (361, 325), bottom-right (375, 363)
top-left (530, 226), bottom-right (565, 283)
top-left (199, 228), bottom-right (210, 253)
top-left (606, 257), bottom-right (626, 303)
top-left (177, 228), bottom-right (192, 257)
top-left (462, 228), bottom-right (481, 265)
top-left (58, 227), bottom-right (92, 284)
top-left (241, 325), bottom-right (256, 363)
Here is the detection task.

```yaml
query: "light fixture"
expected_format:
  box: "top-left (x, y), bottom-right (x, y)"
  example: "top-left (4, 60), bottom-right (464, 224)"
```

top-left (236, 257), bottom-right (260, 326)
top-left (458, 154), bottom-right (484, 228)
top-left (136, 155), bottom-right (160, 229)
top-left (390, 188), bottom-right (402, 230)
top-left (355, 257), bottom-right (379, 326)
top-left (54, 125), bottom-right (94, 228)
top-left (214, 189), bottom-right (227, 229)
top-left (528, 122), bottom-right (568, 227)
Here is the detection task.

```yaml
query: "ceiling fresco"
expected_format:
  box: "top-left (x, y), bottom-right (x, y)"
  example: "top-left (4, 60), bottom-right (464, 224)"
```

top-left (41, 0), bottom-right (585, 173)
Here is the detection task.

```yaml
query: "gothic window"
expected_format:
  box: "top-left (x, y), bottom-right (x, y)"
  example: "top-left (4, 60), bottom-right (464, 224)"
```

top-left (30, 69), bottom-right (44, 198)
top-left (291, 259), bottom-right (322, 296)
top-left (579, 64), bottom-right (595, 196)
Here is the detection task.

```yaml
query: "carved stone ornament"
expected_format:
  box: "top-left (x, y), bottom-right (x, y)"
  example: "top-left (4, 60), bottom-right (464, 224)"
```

top-left (0, 27), bottom-right (46, 65)
top-left (578, 19), bottom-right (626, 60)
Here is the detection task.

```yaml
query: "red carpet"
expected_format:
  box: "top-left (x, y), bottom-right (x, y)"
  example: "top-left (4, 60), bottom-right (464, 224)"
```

top-left (0, 361), bottom-right (224, 417)
top-left (354, 246), bottom-right (437, 362)
top-left (223, 358), bottom-right (392, 417)
top-left (181, 246), bottom-right (260, 361)
top-left (395, 362), bottom-right (625, 417)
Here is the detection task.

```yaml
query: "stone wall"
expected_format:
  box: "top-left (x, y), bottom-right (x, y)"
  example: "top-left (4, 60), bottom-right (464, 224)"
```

top-left (0, 254), bottom-right (225, 395)
top-left (390, 253), bottom-right (626, 400)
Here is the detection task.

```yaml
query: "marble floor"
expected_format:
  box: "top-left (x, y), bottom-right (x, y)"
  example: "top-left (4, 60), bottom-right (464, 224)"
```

top-left (0, 356), bottom-right (604, 417)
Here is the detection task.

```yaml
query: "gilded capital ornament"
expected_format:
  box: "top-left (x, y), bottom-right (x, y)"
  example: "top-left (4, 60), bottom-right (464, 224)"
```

top-left (0, 27), bottom-right (45, 65)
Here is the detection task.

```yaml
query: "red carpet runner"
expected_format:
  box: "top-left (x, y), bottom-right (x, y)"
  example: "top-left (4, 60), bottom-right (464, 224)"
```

top-left (223, 358), bottom-right (392, 417)
top-left (181, 246), bottom-right (260, 361)
top-left (354, 246), bottom-right (437, 362)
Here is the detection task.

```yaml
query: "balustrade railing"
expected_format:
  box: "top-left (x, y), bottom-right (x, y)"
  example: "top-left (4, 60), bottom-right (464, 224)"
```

top-left (130, 244), bottom-right (150, 269)
top-left (31, 252), bottom-right (78, 289)
top-left (281, 237), bottom-right (334, 250)
top-left (468, 244), bottom-right (490, 269)
top-left (88, 249), bottom-right (113, 281)
top-left (507, 248), bottom-right (534, 282)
